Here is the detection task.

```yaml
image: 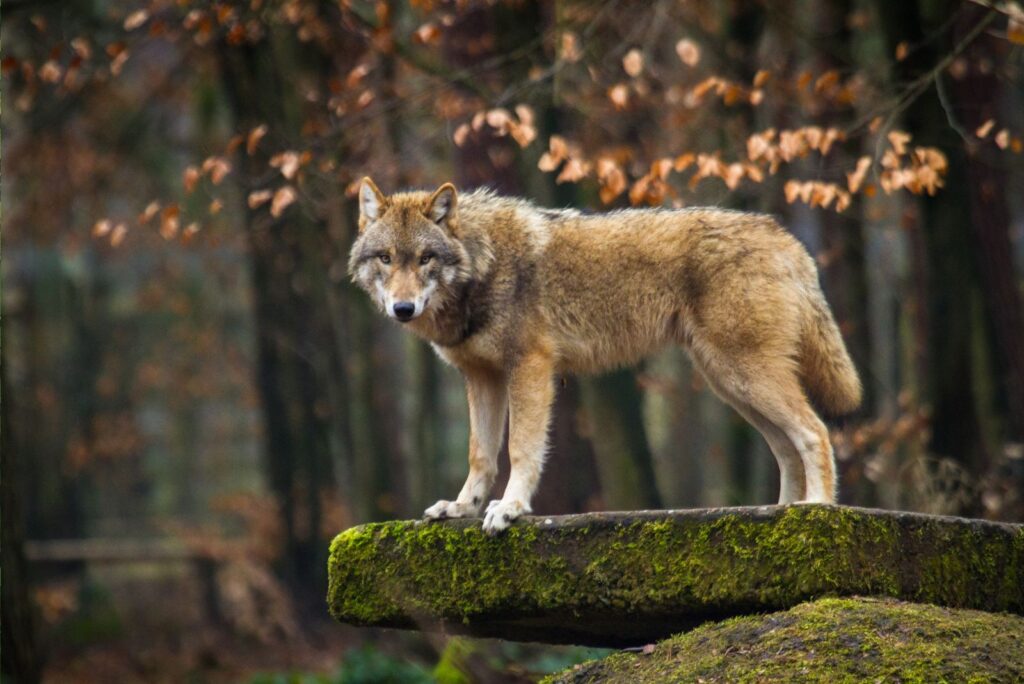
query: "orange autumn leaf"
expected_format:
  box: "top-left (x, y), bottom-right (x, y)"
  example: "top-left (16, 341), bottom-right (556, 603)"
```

top-left (202, 156), bottom-right (231, 184)
top-left (608, 83), bottom-right (629, 109)
top-left (270, 151), bottom-right (301, 180)
top-left (271, 186), bottom-right (297, 217)
top-left (675, 38), bottom-right (700, 66)
top-left (413, 23), bottom-right (441, 45)
top-left (673, 152), bottom-right (695, 172)
top-left (556, 158), bottom-right (590, 184)
top-left (124, 9), bottom-right (149, 31)
top-left (248, 190), bottom-right (273, 209)
top-left (538, 135), bottom-right (569, 171)
top-left (888, 130), bottom-right (911, 155)
top-left (139, 201), bottom-right (160, 225)
top-left (183, 166), bottom-right (200, 193)
top-left (847, 156), bottom-right (872, 193)
top-left (622, 49), bottom-right (643, 77)
top-left (159, 205), bottom-right (180, 240)
top-left (560, 32), bottom-right (582, 63)
top-left (110, 223), bottom-right (128, 246)
top-left (93, 219), bottom-right (113, 237)
top-left (247, 125), bottom-right (268, 155)
top-left (650, 158), bottom-right (673, 180)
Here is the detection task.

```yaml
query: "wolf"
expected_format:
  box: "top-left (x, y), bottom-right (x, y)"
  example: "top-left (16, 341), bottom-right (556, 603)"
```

top-left (348, 177), bottom-right (861, 533)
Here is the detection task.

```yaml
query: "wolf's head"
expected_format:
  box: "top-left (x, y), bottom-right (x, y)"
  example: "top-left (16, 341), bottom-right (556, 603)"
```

top-left (348, 177), bottom-right (470, 324)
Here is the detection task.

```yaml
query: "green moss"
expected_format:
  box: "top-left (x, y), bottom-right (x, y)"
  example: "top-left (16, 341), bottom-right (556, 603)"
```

top-left (326, 505), bottom-right (1023, 646)
top-left (543, 597), bottom-right (1024, 683)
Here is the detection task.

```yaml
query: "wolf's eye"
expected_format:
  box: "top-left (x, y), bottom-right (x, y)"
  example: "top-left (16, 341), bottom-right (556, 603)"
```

top-left (378, 254), bottom-right (391, 264)
top-left (419, 253), bottom-right (434, 265)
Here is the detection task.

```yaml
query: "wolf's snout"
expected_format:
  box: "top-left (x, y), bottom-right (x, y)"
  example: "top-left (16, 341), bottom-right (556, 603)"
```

top-left (393, 301), bottom-right (416, 321)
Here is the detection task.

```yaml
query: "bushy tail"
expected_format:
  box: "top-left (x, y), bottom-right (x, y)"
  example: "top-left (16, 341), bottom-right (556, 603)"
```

top-left (800, 290), bottom-right (862, 416)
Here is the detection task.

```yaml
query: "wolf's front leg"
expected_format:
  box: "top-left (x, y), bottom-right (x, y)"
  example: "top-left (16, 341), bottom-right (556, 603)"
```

top-left (482, 349), bottom-right (555, 534)
top-left (424, 368), bottom-right (507, 521)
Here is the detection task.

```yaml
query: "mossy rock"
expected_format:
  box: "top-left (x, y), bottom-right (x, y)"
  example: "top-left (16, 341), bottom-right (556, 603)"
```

top-left (327, 505), bottom-right (1023, 647)
top-left (544, 597), bottom-right (1024, 683)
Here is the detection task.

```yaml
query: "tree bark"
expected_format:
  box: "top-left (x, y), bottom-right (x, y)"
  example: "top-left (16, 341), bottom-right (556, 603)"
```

top-left (2, 328), bottom-right (42, 683)
top-left (218, 39), bottom-right (350, 609)
top-left (950, 6), bottom-right (1024, 444)
top-left (875, 0), bottom-right (989, 473)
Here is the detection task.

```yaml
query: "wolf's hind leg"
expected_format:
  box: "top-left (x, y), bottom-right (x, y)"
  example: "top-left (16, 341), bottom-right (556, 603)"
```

top-left (482, 349), bottom-right (555, 534)
top-left (687, 339), bottom-right (830, 504)
top-left (424, 369), bottom-right (506, 520)
top-left (705, 378), bottom-right (806, 503)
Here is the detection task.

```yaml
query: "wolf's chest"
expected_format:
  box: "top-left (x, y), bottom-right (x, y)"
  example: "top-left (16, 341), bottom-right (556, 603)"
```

top-left (430, 330), bottom-right (505, 372)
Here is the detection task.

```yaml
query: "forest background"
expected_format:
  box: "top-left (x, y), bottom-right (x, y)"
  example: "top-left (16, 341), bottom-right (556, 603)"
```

top-left (3, 0), bottom-right (1024, 681)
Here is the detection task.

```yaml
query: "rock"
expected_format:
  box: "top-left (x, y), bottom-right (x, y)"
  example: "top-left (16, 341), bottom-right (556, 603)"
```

top-left (543, 597), bottom-right (1024, 683)
top-left (326, 504), bottom-right (1023, 647)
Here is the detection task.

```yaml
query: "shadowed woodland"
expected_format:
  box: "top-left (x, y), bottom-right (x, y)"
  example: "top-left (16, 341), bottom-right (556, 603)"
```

top-left (3, 0), bottom-right (1024, 681)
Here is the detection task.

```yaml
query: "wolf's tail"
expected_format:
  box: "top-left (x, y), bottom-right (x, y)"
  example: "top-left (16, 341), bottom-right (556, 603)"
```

top-left (799, 288), bottom-right (862, 416)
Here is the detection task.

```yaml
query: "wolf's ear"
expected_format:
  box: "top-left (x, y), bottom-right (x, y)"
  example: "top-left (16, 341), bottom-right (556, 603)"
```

top-left (358, 177), bottom-right (386, 231)
top-left (426, 182), bottom-right (458, 232)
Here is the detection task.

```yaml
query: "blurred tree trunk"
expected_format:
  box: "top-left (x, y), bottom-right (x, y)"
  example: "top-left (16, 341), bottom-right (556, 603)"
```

top-left (949, 5), bottom-right (1024, 444)
top-left (580, 372), bottom-right (663, 509)
top-left (219, 40), bottom-right (350, 609)
top-left (813, 0), bottom-right (872, 415)
top-left (2, 329), bottom-right (42, 684)
top-left (875, 0), bottom-right (993, 476)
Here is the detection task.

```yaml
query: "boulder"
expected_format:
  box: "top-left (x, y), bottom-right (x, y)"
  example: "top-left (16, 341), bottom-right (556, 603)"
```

top-left (326, 505), bottom-right (1023, 647)
top-left (544, 597), bottom-right (1024, 683)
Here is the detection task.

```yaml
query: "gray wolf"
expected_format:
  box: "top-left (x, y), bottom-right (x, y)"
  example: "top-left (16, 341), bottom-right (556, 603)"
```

top-left (348, 178), bottom-right (861, 533)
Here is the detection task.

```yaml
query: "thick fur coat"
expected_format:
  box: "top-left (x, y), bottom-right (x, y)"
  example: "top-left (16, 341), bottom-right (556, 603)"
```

top-left (349, 178), bottom-right (861, 532)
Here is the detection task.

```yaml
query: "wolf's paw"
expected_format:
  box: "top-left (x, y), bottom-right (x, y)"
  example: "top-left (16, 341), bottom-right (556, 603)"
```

top-left (423, 499), bottom-right (479, 520)
top-left (482, 499), bottom-right (528, 535)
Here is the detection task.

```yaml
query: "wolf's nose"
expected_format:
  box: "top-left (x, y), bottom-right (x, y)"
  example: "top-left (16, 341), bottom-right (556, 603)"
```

top-left (393, 301), bottom-right (416, 321)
